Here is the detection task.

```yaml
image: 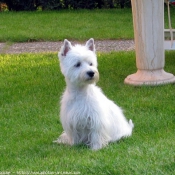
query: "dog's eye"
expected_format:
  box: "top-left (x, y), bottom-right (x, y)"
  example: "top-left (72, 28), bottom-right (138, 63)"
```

top-left (75, 62), bottom-right (81, 67)
top-left (90, 63), bottom-right (93, 66)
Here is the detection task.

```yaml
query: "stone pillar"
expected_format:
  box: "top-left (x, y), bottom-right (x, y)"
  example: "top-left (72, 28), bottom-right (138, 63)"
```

top-left (124, 0), bottom-right (175, 86)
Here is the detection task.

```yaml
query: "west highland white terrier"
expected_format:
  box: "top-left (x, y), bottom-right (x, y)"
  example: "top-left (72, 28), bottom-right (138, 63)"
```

top-left (54, 38), bottom-right (134, 150)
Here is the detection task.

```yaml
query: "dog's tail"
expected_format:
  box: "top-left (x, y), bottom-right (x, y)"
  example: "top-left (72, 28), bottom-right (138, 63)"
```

top-left (129, 119), bottom-right (134, 129)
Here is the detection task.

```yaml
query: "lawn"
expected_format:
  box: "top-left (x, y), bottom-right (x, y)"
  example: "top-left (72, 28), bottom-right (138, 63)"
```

top-left (0, 51), bottom-right (175, 174)
top-left (0, 7), bottom-right (174, 42)
top-left (0, 9), bottom-right (134, 42)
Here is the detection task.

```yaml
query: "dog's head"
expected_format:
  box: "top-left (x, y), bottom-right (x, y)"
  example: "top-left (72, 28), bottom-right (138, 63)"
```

top-left (58, 38), bottom-right (99, 87)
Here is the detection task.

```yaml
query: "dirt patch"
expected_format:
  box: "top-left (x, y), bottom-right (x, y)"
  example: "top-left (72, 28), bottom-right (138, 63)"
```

top-left (0, 40), bottom-right (135, 54)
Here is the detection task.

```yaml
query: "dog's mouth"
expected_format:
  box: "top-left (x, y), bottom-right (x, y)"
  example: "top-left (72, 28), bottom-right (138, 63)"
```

top-left (86, 77), bottom-right (95, 82)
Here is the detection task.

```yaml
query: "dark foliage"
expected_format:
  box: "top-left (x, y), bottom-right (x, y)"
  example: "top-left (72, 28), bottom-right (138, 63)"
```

top-left (1, 0), bottom-right (131, 11)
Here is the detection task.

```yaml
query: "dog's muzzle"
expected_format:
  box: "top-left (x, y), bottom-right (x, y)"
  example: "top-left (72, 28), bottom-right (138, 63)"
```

top-left (86, 70), bottom-right (99, 83)
top-left (87, 71), bottom-right (95, 78)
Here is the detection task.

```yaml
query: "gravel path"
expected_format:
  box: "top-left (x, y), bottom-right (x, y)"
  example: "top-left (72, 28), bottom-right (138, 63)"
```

top-left (0, 40), bottom-right (135, 54)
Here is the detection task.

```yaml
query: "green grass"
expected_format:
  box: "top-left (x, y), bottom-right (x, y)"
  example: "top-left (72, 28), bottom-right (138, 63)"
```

top-left (1, 51), bottom-right (175, 174)
top-left (0, 7), bottom-right (175, 43)
top-left (0, 9), bottom-right (133, 42)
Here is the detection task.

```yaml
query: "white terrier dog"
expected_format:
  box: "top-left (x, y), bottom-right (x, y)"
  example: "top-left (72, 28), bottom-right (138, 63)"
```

top-left (54, 38), bottom-right (134, 150)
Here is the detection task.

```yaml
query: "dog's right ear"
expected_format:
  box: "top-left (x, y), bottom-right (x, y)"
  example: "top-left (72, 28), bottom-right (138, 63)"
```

top-left (61, 39), bottom-right (72, 57)
top-left (86, 38), bottom-right (95, 53)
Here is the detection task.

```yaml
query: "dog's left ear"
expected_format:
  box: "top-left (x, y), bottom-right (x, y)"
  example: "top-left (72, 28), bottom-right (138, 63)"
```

top-left (86, 38), bottom-right (95, 53)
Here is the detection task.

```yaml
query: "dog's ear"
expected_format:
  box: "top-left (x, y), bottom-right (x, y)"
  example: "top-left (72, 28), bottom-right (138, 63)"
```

top-left (61, 39), bottom-right (72, 56)
top-left (86, 38), bottom-right (95, 53)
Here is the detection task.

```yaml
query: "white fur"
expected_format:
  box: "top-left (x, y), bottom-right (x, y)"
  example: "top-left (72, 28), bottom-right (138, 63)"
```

top-left (54, 38), bottom-right (134, 150)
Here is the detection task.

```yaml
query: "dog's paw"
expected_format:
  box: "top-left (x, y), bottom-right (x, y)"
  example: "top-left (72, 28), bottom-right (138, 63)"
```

top-left (90, 142), bottom-right (106, 150)
top-left (91, 145), bottom-right (102, 151)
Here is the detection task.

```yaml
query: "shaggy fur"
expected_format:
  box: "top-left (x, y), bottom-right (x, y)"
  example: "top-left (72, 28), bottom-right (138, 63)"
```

top-left (54, 38), bottom-right (134, 150)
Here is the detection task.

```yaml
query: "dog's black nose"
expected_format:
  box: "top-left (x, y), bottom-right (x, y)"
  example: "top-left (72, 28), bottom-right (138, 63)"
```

top-left (87, 71), bottom-right (95, 78)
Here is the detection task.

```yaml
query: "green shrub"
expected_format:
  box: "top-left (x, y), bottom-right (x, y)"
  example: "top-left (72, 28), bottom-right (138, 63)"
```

top-left (1, 0), bottom-right (131, 11)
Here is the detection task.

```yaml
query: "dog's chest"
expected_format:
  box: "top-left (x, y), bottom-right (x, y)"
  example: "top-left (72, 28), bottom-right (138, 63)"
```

top-left (61, 86), bottom-right (105, 121)
top-left (65, 92), bottom-right (98, 114)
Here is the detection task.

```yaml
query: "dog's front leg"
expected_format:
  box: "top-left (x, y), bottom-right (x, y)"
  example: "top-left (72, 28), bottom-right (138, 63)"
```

top-left (72, 130), bottom-right (82, 145)
top-left (89, 131), bottom-right (105, 150)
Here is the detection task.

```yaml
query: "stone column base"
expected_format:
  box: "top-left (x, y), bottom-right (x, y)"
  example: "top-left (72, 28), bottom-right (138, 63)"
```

top-left (124, 69), bottom-right (175, 86)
